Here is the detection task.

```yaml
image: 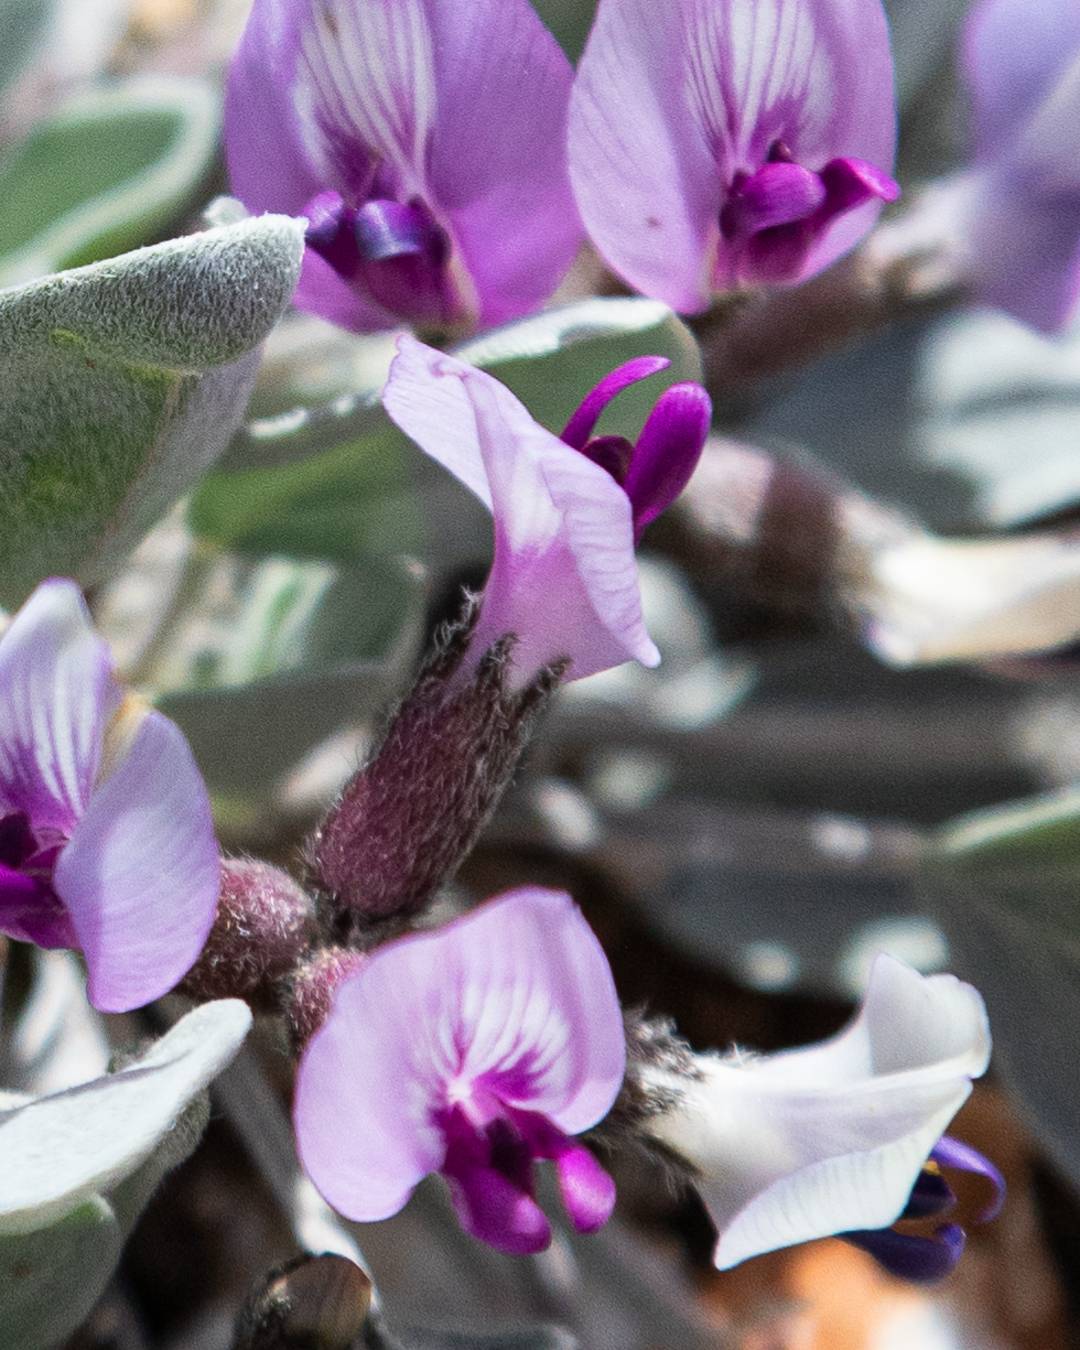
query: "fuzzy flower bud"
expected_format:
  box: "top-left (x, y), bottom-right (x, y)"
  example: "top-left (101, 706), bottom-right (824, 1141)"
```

top-left (286, 945), bottom-right (368, 1050)
top-left (310, 605), bottom-right (559, 928)
top-left (179, 858), bottom-right (314, 1009)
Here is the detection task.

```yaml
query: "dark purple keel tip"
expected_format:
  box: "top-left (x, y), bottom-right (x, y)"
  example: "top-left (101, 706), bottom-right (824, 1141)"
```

top-left (844, 1222), bottom-right (966, 1283)
top-left (560, 357), bottom-right (710, 541)
top-left (932, 1135), bottom-right (1007, 1221)
top-left (302, 189), bottom-right (459, 327)
top-left (720, 144), bottom-right (900, 285)
top-left (354, 198), bottom-right (446, 265)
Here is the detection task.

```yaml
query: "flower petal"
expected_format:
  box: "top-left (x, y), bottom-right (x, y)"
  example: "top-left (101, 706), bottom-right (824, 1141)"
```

top-left (53, 708), bottom-right (219, 1013)
top-left (962, 0), bottom-right (1080, 157)
top-left (383, 338), bottom-right (658, 682)
top-left (965, 168), bottom-right (1080, 335)
top-left (569, 0), bottom-right (721, 312)
top-left (294, 888), bottom-right (625, 1224)
top-left (569, 0), bottom-right (896, 305)
top-left (425, 0), bottom-right (582, 327)
top-left (561, 355), bottom-right (671, 450)
top-left (465, 369), bottom-right (658, 681)
top-left (649, 956), bottom-right (989, 1270)
top-left (225, 0), bottom-right (323, 216)
top-left (0, 580), bottom-right (116, 835)
top-left (625, 383), bottom-right (712, 538)
top-left (381, 335), bottom-right (495, 509)
top-left (451, 889), bottom-right (626, 1132)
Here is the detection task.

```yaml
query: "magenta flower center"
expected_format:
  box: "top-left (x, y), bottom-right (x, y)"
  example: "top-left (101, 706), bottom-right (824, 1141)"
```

top-left (559, 356), bottom-right (711, 543)
top-left (437, 1091), bottom-right (615, 1255)
top-left (719, 141), bottom-right (899, 284)
top-left (303, 187), bottom-right (462, 329)
top-left (0, 810), bottom-right (75, 950)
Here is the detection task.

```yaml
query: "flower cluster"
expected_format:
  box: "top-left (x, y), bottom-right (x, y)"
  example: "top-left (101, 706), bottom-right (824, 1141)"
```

top-left (226, 0), bottom-right (900, 331)
top-left (3, 0), bottom-right (1032, 1314)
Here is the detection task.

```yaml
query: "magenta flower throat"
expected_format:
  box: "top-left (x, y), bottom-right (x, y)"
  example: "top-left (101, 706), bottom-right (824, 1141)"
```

top-left (226, 0), bottom-right (582, 334)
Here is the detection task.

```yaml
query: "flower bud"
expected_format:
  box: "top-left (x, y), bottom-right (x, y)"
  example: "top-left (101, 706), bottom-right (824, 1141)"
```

top-left (179, 858), bottom-right (313, 1009)
top-left (286, 945), bottom-right (367, 1051)
top-left (310, 604), bottom-right (561, 929)
top-left (234, 1253), bottom-right (373, 1350)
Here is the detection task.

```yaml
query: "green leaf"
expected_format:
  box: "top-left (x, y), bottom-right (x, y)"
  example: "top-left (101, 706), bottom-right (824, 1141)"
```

top-left (0, 213), bottom-right (304, 606)
top-left (193, 298), bottom-right (703, 565)
top-left (934, 786), bottom-right (1080, 870)
top-left (457, 296), bottom-right (702, 441)
top-left (0, 999), bottom-right (251, 1235)
top-left (0, 1197), bottom-right (125, 1350)
top-left (0, 78), bottom-right (220, 286)
top-left (0, 1001), bottom-right (246, 1348)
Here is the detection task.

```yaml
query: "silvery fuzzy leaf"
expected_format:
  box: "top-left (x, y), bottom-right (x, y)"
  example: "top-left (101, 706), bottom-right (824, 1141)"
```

top-left (0, 998), bottom-right (251, 1235)
top-left (0, 78), bottom-right (220, 287)
top-left (746, 307), bottom-right (1080, 534)
top-left (0, 212), bottom-right (304, 606)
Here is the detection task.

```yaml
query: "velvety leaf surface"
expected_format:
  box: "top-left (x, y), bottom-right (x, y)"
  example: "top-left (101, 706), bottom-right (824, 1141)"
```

top-left (0, 213), bottom-right (304, 605)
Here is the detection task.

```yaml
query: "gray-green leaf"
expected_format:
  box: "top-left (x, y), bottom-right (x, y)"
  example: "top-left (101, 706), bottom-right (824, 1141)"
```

top-left (0, 213), bottom-right (304, 606)
top-left (0, 78), bottom-right (219, 287)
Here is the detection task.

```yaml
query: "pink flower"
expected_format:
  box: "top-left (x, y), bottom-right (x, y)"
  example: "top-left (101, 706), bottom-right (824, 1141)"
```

top-left (0, 580), bottom-right (219, 1012)
top-left (226, 0), bottom-right (581, 334)
top-left (957, 0), bottom-right (1080, 331)
top-left (382, 336), bottom-right (711, 685)
top-left (294, 888), bottom-right (626, 1254)
top-left (568, 0), bottom-right (898, 310)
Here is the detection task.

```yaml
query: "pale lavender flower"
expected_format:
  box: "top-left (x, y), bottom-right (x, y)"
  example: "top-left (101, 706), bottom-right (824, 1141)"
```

top-left (0, 580), bottom-right (219, 1013)
top-left (642, 956), bottom-right (999, 1277)
top-left (382, 336), bottom-right (711, 684)
top-left (957, 0), bottom-right (1080, 331)
top-left (294, 887), bottom-right (626, 1254)
top-left (568, 0), bottom-right (899, 311)
top-left (226, 0), bottom-right (581, 334)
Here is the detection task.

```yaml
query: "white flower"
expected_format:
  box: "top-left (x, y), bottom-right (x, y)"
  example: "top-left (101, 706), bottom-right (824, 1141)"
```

top-left (643, 955), bottom-right (991, 1270)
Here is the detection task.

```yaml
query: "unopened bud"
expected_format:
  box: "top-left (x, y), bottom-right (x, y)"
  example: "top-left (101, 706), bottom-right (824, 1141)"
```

top-left (286, 945), bottom-right (367, 1050)
top-left (311, 604), bottom-right (560, 928)
top-left (180, 858), bottom-right (313, 1009)
top-left (234, 1253), bottom-right (373, 1350)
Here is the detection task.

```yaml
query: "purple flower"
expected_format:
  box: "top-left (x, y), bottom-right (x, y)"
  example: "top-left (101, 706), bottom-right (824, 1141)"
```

top-left (294, 887), bottom-right (626, 1254)
top-left (226, 0), bottom-right (581, 334)
top-left (957, 0), bottom-right (1080, 331)
top-left (641, 956), bottom-right (996, 1274)
top-left (382, 336), bottom-right (711, 684)
top-left (0, 580), bottom-right (219, 1013)
top-left (567, 0), bottom-right (899, 311)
